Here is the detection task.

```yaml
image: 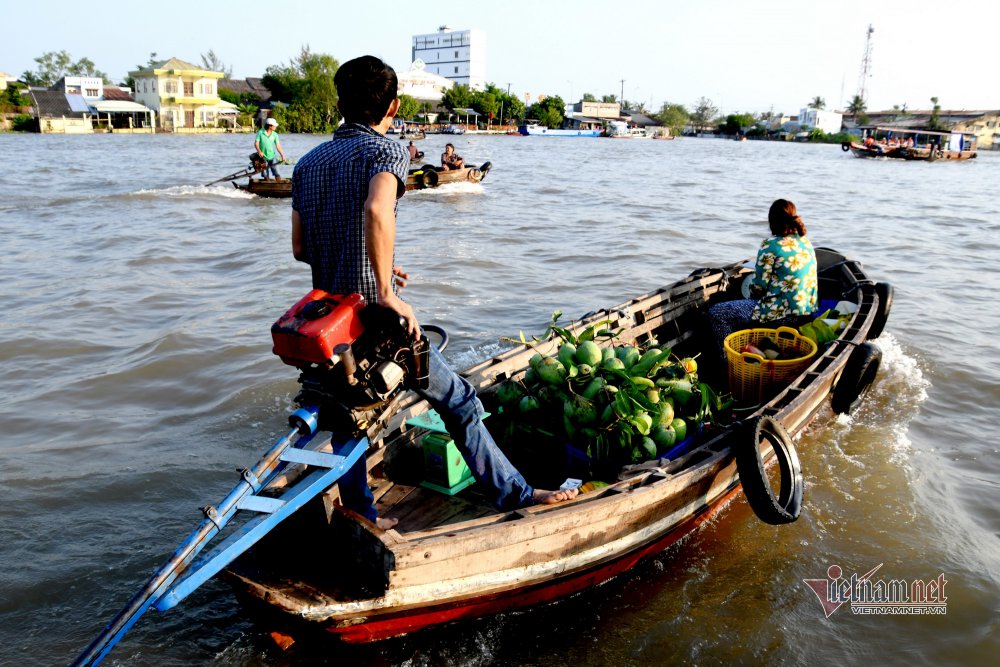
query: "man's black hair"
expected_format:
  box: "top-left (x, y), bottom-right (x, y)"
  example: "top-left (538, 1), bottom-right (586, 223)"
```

top-left (335, 56), bottom-right (398, 126)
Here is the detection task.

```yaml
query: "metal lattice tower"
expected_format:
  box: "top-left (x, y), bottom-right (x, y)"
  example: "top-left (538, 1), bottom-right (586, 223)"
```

top-left (856, 24), bottom-right (874, 103)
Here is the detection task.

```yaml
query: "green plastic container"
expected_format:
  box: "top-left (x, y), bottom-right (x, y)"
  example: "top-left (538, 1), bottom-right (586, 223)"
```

top-left (421, 432), bottom-right (475, 494)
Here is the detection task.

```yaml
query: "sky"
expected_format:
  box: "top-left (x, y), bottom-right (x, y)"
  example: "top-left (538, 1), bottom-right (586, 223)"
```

top-left (3, 0), bottom-right (997, 116)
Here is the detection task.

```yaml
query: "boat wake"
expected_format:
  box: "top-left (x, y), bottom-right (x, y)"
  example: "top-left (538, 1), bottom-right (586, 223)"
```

top-left (410, 182), bottom-right (485, 196)
top-left (829, 332), bottom-right (929, 463)
top-left (126, 185), bottom-right (255, 199)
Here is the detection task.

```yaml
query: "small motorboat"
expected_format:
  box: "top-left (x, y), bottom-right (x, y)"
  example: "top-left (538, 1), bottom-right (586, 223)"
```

top-left (207, 154), bottom-right (292, 198)
top-left (70, 246), bottom-right (892, 663)
top-left (406, 162), bottom-right (492, 191)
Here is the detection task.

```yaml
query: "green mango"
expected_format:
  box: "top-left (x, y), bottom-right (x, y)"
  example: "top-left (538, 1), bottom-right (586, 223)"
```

top-left (652, 424), bottom-right (676, 452)
top-left (519, 395), bottom-right (541, 414)
top-left (496, 380), bottom-right (526, 406)
top-left (574, 340), bottom-right (603, 366)
top-left (641, 437), bottom-right (658, 460)
top-left (536, 357), bottom-right (568, 385)
top-left (671, 418), bottom-right (688, 442)
top-left (558, 343), bottom-right (577, 369)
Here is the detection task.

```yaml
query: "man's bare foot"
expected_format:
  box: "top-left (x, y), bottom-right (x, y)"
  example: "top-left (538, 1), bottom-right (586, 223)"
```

top-left (532, 488), bottom-right (578, 505)
top-left (375, 516), bottom-right (398, 530)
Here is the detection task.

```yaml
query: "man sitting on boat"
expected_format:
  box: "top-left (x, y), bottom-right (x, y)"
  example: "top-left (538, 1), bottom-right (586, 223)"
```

top-left (407, 140), bottom-right (423, 161)
top-left (291, 56), bottom-right (576, 528)
top-left (255, 118), bottom-right (288, 181)
top-left (441, 143), bottom-right (465, 170)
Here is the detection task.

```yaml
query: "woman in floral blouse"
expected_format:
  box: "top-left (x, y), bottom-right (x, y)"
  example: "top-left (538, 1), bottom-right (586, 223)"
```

top-left (708, 199), bottom-right (818, 360)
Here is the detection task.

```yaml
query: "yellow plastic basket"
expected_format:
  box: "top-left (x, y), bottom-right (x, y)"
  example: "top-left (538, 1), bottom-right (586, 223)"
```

top-left (724, 326), bottom-right (818, 404)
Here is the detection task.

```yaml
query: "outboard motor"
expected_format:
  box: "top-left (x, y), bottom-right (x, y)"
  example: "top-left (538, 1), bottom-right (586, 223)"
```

top-left (271, 290), bottom-right (430, 435)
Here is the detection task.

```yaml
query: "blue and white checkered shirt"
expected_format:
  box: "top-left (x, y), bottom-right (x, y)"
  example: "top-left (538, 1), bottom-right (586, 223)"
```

top-left (292, 123), bottom-right (409, 304)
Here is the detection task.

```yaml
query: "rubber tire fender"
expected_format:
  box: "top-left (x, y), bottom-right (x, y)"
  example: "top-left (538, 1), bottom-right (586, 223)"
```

top-left (734, 415), bottom-right (803, 525)
top-left (866, 282), bottom-right (893, 340)
top-left (841, 142), bottom-right (851, 152)
top-left (421, 169), bottom-right (439, 188)
top-left (831, 342), bottom-right (881, 414)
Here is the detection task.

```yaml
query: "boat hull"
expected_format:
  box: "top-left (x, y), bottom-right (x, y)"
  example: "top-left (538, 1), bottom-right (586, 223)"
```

top-left (234, 179), bottom-right (292, 198)
top-left (405, 163), bottom-right (491, 191)
top-left (850, 143), bottom-right (977, 161)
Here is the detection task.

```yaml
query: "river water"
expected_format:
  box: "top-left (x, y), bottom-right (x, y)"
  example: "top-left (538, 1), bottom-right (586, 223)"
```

top-left (0, 132), bottom-right (997, 666)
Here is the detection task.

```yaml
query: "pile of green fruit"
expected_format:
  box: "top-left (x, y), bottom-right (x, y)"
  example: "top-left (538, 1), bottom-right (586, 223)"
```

top-left (495, 313), bottom-right (730, 472)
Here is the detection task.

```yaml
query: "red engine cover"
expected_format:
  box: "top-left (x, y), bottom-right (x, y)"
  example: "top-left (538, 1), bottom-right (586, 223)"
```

top-left (271, 291), bottom-right (366, 367)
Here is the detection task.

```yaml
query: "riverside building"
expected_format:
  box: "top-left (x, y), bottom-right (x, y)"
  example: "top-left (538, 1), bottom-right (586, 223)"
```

top-left (411, 26), bottom-right (486, 91)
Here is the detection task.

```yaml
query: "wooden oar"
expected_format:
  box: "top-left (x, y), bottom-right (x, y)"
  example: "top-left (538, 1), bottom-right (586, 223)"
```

top-left (70, 406), bottom-right (368, 667)
top-left (204, 163), bottom-right (258, 186)
top-left (205, 158), bottom-right (295, 186)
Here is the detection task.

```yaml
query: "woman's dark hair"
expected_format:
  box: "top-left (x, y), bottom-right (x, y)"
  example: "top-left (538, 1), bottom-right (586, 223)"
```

top-left (445, 143), bottom-right (455, 151)
top-left (768, 199), bottom-right (807, 236)
top-left (334, 56), bottom-right (398, 125)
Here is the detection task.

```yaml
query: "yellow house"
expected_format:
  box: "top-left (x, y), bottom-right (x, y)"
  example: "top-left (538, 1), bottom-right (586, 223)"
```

top-left (130, 57), bottom-right (224, 132)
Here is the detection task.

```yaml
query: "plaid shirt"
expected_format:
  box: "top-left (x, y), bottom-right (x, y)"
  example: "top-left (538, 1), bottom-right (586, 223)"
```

top-left (292, 123), bottom-right (409, 304)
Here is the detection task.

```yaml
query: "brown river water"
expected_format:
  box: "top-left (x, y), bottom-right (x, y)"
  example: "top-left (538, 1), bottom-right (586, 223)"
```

top-left (0, 132), bottom-right (997, 666)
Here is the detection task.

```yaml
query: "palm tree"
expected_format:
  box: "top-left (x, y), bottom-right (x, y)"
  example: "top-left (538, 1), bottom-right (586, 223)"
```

top-left (847, 95), bottom-right (866, 115)
top-left (928, 96), bottom-right (942, 130)
top-left (809, 96), bottom-right (826, 110)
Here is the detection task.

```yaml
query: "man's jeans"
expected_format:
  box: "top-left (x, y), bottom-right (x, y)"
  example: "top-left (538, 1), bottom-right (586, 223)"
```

top-left (338, 344), bottom-right (535, 522)
top-left (264, 157), bottom-right (281, 180)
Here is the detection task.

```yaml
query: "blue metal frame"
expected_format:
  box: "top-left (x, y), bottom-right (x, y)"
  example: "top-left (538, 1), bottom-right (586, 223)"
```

top-left (71, 406), bottom-right (370, 667)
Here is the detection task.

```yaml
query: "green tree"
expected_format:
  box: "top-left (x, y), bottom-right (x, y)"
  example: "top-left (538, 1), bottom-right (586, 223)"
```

top-left (689, 97), bottom-right (718, 132)
top-left (22, 50), bottom-right (109, 86)
top-left (441, 84), bottom-right (473, 111)
top-left (601, 94), bottom-right (618, 103)
top-left (655, 102), bottom-right (689, 137)
top-left (200, 50), bottom-right (233, 78)
top-left (581, 92), bottom-right (597, 102)
top-left (0, 83), bottom-right (29, 113)
top-left (484, 83), bottom-right (524, 126)
top-left (397, 94), bottom-right (420, 120)
top-left (928, 96), bottom-right (943, 130)
top-left (262, 47), bottom-right (340, 132)
top-left (471, 91), bottom-right (498, 125)
top-left (846, 95), bottom-right (866, 116)
top-left (526, 95), bottom-right (566, 128)
top-left (808, 96), bottom-right (826, 110)
top-left (719, 113), bottom-right (756, 135)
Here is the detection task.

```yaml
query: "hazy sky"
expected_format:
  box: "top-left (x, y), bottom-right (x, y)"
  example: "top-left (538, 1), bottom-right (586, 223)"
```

top-left (3, 0), bottom-right (996, 115)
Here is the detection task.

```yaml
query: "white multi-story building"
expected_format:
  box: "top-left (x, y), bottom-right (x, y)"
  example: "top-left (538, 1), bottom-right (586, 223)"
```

top-left (798, 108), bottom-right (844, 134)
top-left (411, 26), bottom-right (486, 90)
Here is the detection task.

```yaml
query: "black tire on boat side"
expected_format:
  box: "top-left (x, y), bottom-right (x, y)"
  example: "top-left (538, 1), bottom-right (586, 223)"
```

top-left (842, 142), bottom-right (851, 152)
top-left (421, 170), bottom-right (439, 188)
top-left (831, 342), bottom-right (881, 415)
top-left (866, 282), bottom-right (893, 340)
top-left (734, 416), bottom-right (803, 525)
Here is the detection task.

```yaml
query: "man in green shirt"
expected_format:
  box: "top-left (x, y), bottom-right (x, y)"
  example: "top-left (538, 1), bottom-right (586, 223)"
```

top-left (254, 118), bottom-right (288, 181)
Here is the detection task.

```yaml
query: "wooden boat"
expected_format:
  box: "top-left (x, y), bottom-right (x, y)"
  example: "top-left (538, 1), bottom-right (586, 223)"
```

top-left (206, 156), bottom-right (292, 198)
top-left (71, 247), bottom-right (893, 664)
top-left (400, 131), bottom-right (426, 140)
top-left (844, 126), bottom-right (978, 161)
top-left (406, 162), bottom-right (492, 191)
top-left (233, 178), bottom-right (291, 198)
top-left (222, 247), bottom-right (892, 644)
